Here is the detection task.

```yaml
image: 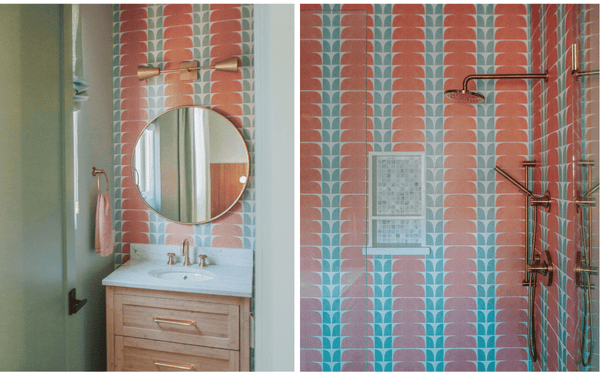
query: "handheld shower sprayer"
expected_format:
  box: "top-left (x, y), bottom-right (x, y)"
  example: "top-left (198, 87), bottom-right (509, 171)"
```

top-left (445, 71), bottom-right (549, 103)
top-left (494, 163), bottom-right (554, 364)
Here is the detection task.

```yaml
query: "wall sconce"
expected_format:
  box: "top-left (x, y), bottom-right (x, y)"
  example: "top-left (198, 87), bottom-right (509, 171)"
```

top-left (137, 57), bottom-right (239, 81)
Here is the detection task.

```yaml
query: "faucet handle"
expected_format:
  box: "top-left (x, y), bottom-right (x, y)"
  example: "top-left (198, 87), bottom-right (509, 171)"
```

top-left (199, 254), bottom-right (208, 268)
top-left (167, 253), bottom-right (176, 265)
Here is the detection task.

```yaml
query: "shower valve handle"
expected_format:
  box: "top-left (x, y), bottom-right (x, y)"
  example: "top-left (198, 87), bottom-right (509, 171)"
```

top-left (527, 250), bottom-right (554, 287)
top-left (530, 190), bottom-right (552, 212)
top-left (575, 251), bottom-right (599, 288)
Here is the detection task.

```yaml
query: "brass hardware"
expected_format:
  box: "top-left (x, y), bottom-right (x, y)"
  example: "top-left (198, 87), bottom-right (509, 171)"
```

top-left (91, 167), bottom-right (109, 193)
top-left (136, 66), bottom-right (160, 80)
top-left (167, 252), bottom-right (176, 265)
top-left (153, 317), bottom-right (196, 326)
top-left (577, 160), bottom-right (595, 167)
top-left (522, 160), bottom-right (535, 286)
top-left (494, 166), bottom-right (534, 197)
top-left (571, 43), bottom-right (600, 80)
top-left (527, 250), bottom-right (554, 287)
top-left (445, 71), bottom-right (549, 103)
top-left (575, 196), bottom-right (596, 211)
top-left (199, 254), bottom-right (208, 268)
top-left (181, 239), bottom-right (192, 266)
top-left (137, 57), bottom-right (239, 81)
top-left (530, 190), bottom-right (552, 212)
top-left (179, 60), bottom-right (198, 81)
top-left (153, 360), bottom-right (196, 370)
top-left (575, 252), bottom-right (599, 288)
top-left (522, 279), bottom-right (534, 287)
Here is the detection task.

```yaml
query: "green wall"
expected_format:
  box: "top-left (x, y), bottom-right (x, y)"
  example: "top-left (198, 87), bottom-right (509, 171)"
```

top-left (0, 4), bottom-right (68, 370)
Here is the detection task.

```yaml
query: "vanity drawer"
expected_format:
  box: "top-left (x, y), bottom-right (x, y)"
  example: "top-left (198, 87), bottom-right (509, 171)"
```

top-left (114, 294), bottom-right (239, 350)
top-left (115, 336), bottom-right (239, 371)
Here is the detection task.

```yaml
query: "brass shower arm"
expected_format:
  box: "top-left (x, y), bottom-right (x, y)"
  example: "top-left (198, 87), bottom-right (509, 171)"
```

top-left (494, 166), bottom-right (534, 197)
top-left (462, 72), bottom-right (549, 91)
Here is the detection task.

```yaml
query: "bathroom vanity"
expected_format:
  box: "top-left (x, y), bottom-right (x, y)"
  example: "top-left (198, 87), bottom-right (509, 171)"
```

top-left (103, 244), bottom-right (252, 371)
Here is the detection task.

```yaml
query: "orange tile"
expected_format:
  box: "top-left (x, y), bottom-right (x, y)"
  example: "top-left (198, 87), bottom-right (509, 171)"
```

top-left (212, 236), bottom-right (243, 248)
top-left (164, 13), bottom-right (193, 27)
top-left (163, 38), bottom-right (193, 51)
top-left (120, 19), bottom-right (148, 33)
top-left (120, 7), bottom-right (147, 21)
top-left (443, 207), bottom-right (477, 221)
top-left (210, 5), bottom-right (242, 22)
top-left (123, 232), bottom-right (150, 244)
top-left (494, 14), bottom-right (527, 28)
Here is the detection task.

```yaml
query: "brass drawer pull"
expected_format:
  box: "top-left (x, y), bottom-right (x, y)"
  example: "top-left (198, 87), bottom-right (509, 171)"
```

top-left (153, 360), bottom-right (196, 370)
top-left (153, 317), bottom-right (197, 326)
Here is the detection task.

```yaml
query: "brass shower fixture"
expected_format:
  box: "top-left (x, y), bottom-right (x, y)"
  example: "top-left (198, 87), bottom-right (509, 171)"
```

top-left (444, 71), bottom-right (549, 103)
top-left (495, 161), bottom-right (554, 363)
top-left (494, 166), bottom-right (551, 212)
top-left (137, 57), bottom-right (239, 81)
top-left (571, 43), bottom-right (600, 80)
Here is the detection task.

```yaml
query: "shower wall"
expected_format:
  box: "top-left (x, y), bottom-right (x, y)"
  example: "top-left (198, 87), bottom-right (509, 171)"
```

top-left (530, 4), bottom-right (599, 371)
top-left (301, 4), bottom-right (532, 371)
top-left (112, 4), bottom-right (254, 264)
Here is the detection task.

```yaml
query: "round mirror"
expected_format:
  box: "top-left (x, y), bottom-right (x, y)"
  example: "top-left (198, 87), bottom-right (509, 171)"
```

top-left (132, 106), bottom-right (249, 224)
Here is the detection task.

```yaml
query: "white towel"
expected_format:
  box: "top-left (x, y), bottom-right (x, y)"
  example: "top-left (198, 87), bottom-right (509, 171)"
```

top-left (95, 191), bottom-right (113, 257)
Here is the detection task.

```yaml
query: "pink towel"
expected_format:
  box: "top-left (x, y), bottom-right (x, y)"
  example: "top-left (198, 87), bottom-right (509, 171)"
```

top-left (95, 192), bottom-right (113, 257)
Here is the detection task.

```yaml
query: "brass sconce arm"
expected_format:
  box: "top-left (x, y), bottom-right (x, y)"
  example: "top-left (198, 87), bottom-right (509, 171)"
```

top-left (137, 57), bottom-right (239, 81)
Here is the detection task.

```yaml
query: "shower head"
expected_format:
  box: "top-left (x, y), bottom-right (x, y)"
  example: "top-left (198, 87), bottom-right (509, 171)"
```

top-left (444, 89), bottom-right (485, 104)
top-left (444, 71), bottom-right (549, 104)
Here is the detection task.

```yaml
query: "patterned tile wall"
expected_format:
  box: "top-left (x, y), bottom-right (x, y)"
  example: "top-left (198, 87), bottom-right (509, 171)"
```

top-left (531, 3), bottom-right (599, 372)
top-left (112, 4), bottom-right (254, 264)
top-left (531, 4), bottom-right (569, 371)
top-left (300, 7), bottom-right (369, 371)
top-left (301, 3), bottom-right (535, 371)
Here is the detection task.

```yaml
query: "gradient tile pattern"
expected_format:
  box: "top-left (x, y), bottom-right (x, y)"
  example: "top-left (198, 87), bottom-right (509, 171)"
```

top-left (530, 4), bottom-right (583, 371)
top-left (300, 7), bottom-right (369, 371)
top-left (112, 4), bottom-right (254, 264)
top-left (300, 3), bottom-right (533, 371)
top-left (575, 5), bottom-right (599, 371)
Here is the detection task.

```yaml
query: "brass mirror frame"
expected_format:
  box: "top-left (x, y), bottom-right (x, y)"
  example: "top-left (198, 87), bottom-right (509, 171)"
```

top-left (131, 105), bottom-right (250, 225)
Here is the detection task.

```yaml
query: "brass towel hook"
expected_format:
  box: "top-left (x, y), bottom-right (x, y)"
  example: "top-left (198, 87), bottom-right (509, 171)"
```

top-left (92, 167), bottom-right (109, 193)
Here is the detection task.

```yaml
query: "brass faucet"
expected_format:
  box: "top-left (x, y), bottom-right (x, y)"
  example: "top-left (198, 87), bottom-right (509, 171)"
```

top-left (181, 239), bottom-right (192, 266)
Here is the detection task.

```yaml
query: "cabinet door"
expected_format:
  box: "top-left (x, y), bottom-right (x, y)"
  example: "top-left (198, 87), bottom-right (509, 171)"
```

top-left (114, 294), bottom-right (239, 350)
top-left (115, 336), bottom-right (239, 371)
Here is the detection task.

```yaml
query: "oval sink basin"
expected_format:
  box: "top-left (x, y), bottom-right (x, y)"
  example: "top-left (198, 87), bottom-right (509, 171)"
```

top-left (149, 269), bottom-right (216, 282)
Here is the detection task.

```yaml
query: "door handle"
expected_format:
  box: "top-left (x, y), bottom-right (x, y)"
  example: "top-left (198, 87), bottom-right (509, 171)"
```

top-left (68, 288), bottom-right (87, 315)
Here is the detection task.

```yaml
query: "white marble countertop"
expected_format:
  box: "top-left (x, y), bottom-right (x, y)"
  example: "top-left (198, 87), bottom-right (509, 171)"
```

top-left (102, 243), bottom-right (253, 298)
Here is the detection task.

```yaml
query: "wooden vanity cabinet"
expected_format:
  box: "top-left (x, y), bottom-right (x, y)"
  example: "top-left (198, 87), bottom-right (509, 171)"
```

top-left (106, 286), bottom-right (251, 371)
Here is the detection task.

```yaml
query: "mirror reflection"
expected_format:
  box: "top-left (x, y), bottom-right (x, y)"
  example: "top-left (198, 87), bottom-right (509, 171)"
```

top-left (133, 106), bottom-right (249, 224)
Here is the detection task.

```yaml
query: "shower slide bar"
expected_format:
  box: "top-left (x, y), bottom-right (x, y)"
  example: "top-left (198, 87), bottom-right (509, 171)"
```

top-left (494, 162), bottom-right (555, 363)
top-left (574, 160), bottom-right (598, 367)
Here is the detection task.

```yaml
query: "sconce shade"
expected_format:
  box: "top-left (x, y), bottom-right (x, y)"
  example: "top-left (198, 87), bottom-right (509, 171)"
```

top-left (214, 57), bottom-right (239, 72)
top-left (137, 66), bottom-right (160, 80)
